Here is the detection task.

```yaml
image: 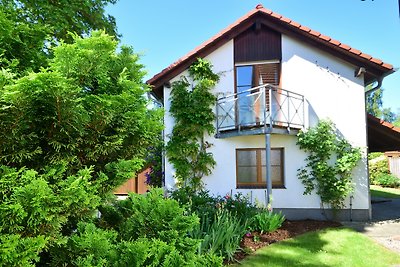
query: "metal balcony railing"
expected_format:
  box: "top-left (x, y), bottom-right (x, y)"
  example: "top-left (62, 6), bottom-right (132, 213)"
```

top-left (216, 84), bottom-right (305, 137)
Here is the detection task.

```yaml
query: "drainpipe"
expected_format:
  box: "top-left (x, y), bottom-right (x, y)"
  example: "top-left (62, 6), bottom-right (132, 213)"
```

top-left (364, 76), bottom-right (383, 95)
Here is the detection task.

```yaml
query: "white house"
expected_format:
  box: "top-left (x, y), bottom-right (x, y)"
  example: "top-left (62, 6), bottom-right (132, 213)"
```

top-left (148, 5), bottom-right (394, 221)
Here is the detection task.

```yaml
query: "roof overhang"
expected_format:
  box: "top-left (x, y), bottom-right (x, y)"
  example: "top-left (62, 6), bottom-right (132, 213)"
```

top-left (367, 114), bottom-right (400, 152)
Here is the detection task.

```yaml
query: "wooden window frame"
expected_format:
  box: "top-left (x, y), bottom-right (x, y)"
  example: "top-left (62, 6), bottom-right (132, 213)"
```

top-left (236, 148), bottom-right (285, 189)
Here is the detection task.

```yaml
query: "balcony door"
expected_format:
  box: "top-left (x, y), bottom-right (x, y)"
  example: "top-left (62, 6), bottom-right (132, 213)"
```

top-left (235, 61), bottom-right (280, 127)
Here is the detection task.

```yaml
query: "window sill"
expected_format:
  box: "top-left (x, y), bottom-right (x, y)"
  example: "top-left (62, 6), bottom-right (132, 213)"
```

top-left (236, 185), bottom-right (286, 189)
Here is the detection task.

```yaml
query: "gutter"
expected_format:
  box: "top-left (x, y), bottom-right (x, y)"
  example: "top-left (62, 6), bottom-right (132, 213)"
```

top-left (364, 67), bottom-right (398, 95)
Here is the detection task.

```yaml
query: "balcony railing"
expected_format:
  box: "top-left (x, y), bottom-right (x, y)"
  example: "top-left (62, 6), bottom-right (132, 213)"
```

top-left (216, 84), bottom-right (305, 138)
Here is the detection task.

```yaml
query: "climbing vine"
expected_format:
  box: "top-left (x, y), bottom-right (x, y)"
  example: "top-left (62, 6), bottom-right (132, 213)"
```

top-left (296, 120), bottom-right (362, 209)
top-left (166, 58), bottom-right (219, 191)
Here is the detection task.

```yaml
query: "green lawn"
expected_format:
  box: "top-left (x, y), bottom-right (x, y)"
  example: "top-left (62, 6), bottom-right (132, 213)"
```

top-left (232, 228), bottom-right (400, 267)
top-left (370, 185), bottom-right (400, 199)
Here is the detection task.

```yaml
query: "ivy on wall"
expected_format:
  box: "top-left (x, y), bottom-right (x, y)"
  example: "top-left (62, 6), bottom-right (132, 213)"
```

top-left (166, 58), bottom-right (220, 191)
top-left (296, 120), bottom-right (362, 209)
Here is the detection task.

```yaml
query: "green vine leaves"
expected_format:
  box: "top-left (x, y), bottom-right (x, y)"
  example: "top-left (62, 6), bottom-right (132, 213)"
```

top-left (296, 120), bottom-right (362, 209)
top-left (166, 58), bottom-right (220, 191)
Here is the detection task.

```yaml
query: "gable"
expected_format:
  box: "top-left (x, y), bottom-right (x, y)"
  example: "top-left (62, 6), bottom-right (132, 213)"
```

top-left (148, 4), bottom-right (394, 100)
top-left (234, 24), bottom-right (281, 63)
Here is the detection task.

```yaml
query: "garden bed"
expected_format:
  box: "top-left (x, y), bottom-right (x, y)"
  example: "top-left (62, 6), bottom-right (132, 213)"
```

top-left (232, 219), bottom-right (342, 263)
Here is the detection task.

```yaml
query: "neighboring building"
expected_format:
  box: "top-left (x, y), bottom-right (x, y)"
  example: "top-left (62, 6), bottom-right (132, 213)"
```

top-left (148, 5), bottom-right (394, 221)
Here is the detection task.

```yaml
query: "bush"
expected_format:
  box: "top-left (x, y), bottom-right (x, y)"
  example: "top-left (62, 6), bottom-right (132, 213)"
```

top-left (117, 189), bottom-right (199, 253)
top-left (220, 192), bottom-right (258, 224)
top-left (97, 188), bottom-right (223, 266)
top-left (376, 173), bottom-right (400, 188)
top-left (250, 211), bottom-right (285, 234)
top-left (369, 158), bottom-right (390, 185)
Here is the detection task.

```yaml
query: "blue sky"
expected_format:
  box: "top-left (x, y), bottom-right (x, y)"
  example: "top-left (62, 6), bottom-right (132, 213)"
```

top-left (106, 0), bottom-right (399, 113)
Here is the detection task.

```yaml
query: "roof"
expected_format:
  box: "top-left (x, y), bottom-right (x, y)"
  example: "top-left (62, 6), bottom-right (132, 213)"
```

top-left (367, 114), bottom-right (400, 152)
top-left (148, 4), bottom-right (394, 99)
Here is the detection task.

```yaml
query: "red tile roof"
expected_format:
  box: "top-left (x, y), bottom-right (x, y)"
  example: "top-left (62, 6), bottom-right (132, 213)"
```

top-left (148, 4), bottom-right (394, 96)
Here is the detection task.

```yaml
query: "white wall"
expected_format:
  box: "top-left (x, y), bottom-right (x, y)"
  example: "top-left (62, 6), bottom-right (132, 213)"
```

top-left (281, 35), bottom-right (369, 209)
top-left (163, 35), bottom-right (369, 211)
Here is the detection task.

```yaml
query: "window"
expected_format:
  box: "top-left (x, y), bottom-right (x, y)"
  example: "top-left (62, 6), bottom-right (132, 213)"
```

top-left (235, 62), bottom-right (280, 126)
top-left (236, 148), bottom-right (284, 188)
top-left (235, 62), bottom-right (280, 93)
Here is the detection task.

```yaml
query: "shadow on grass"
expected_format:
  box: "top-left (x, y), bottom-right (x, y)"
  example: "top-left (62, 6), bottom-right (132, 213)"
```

top-left (370, 187), bottom-right (400, 199)
top-left (237, 229), bottom-right (335, 267)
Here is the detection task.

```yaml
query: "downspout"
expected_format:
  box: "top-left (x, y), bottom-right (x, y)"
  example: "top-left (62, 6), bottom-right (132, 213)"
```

top-left (364, 76), bottom-right (383, 95)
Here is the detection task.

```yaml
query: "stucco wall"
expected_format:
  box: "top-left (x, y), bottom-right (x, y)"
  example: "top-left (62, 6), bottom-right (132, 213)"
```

top-left (163, 35), bottom-right (369, 214)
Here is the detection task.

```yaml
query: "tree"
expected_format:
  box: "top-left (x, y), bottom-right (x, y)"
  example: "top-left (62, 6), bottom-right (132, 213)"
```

top-left (0, 0), bottom-right (119, 75)
top-left (366, 87), bottom-right (398, 123)
top-left (366, 88), bottom-right (383, 117)
top-left (0, 32), bottom-right (163, 265)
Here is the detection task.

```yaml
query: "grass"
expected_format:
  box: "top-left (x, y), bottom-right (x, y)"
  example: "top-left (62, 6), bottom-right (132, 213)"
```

top-left (370, 185), bottom-right (400, 199)
top-left (232, 228), bottom-right (400, 267)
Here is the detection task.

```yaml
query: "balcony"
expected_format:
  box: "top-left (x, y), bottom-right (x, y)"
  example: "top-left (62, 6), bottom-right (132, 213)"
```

top-left (215, 84), bottom-right (305, 138)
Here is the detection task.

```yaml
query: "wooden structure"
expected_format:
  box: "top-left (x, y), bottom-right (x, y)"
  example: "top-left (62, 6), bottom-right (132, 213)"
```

top-left (114, 167), bottom-right (151, 195)
top-left (384, 151), bottom-right (400, 178)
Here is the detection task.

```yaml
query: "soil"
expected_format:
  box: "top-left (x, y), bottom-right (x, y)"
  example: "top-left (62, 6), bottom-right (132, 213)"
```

top-left (232, 220), bottom-right (342, 263)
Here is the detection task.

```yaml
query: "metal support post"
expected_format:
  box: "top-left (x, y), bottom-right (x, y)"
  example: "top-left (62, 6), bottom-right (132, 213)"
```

top-left (265, 133), bottom-right (272, 210)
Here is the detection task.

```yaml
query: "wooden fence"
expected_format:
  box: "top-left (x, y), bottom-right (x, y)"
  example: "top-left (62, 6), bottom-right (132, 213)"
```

top-left (114, 167), bottom-right (151, 195)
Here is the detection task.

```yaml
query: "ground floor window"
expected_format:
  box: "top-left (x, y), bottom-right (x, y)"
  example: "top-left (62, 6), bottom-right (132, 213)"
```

top-left (236, 148), bottom-right (284, 188)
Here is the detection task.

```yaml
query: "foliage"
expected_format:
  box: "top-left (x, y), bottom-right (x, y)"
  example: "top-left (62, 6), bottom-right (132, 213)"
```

top-left (366, 87), bottom-right (398, 123)
top-left (297, 120), bottom-right (362, 209)
top-left (366, 88), bottom-right (384, 118)
top-left (191, 208), bottom-right (247, 262)
top-left (0, 6), bottom-right (49, 75)
top-left (0, 32), bottom-right (163, 265)
top-left (369, 157), bottom-right (389, 184)
top-left (170, 188), bottom-right (285, 262)
top-left (166, 58), bottom-right (219, 190)
top-left (0, 234), bottom-right (46, 267)
top-left (144, 143), bottom-right (164, 187)
top-left (96, 188), bottom-right (223, 266)
top-left (0, 31), bottom-right (163, 186)
top-left (117, 189), bottom-right (200, 253)
top-left (221, 192), bottom-right (258, 224)
top-left (375, 174), bottom-right (400, 188)
top-left (368, 152), bottom-right (384, 160)
top-left (250, 211), bottom-right (285, 234)
top-left (0, 0), bottom-right (119, 76)
top-left (0, 165), bottom-right (102, 266)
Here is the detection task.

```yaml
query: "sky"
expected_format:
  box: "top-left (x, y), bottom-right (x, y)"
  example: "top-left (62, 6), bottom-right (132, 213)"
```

top-left (106, 0), bottom-right (400, 113)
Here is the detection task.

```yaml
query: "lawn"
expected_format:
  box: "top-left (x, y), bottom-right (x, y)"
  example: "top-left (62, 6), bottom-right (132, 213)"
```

top-left (232, 228), bottom-right (400, 267)
top-left (370, 185), bottom-right (400, 199)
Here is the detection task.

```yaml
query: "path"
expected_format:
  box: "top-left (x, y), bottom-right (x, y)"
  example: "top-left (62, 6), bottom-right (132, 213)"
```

top-left (342, 197), bottom-right (400, 254)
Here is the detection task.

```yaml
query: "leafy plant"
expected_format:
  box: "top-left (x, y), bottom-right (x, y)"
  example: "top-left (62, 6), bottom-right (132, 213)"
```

top-left (376, 173), bottom-right (400, 188)
top-left (0, 31), bottom-right (163, 265)
top-left (297, 120), bottom-right (362, 209)
top-left (250, 211), bottom-right (285, 234)
top-left (221, 192), bottom-right (258, 225)
top-left (166, 58), bottom-right (219, 191)
top-left (369, 157), bottom-right (390, 185)
top-left (191, 209), bottom-right (247, 262)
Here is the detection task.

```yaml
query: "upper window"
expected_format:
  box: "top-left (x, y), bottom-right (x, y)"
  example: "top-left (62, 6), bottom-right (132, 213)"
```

top-left (235, 62), bottom-right (280, 93)
top-left (236, 148), bottom-right (284, 189)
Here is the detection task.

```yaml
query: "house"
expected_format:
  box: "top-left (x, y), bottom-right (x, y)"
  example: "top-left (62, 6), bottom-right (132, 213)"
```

top-left (148, 4), bottom-right (395, 221)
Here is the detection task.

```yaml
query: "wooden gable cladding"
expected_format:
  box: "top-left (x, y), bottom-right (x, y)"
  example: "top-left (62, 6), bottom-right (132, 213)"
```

top-left (234, 23), bottom-right (281, 63)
